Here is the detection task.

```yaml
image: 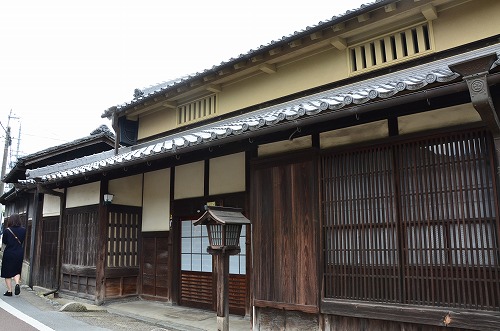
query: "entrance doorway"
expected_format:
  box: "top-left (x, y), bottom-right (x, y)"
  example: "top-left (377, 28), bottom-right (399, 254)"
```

top-left (179, 218), bottom-right (247, 315)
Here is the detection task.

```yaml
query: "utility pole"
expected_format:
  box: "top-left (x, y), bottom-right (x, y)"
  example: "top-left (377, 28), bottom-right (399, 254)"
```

top-left (0, 110), bottom-right (13, 195)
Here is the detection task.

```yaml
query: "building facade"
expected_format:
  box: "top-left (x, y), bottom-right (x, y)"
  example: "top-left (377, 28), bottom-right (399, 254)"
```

top-left (5, 1), bottom-right (500, 329)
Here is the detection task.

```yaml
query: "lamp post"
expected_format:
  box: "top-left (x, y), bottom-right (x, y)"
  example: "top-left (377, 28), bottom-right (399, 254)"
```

top-left (194, 205), bottom-right (250, 331)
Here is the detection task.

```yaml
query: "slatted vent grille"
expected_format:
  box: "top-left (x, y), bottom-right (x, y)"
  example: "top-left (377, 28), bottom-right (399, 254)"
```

top-left (350, 22), bottom-right (433, 73)
top-left (177, 94), bottom-right (217, 126)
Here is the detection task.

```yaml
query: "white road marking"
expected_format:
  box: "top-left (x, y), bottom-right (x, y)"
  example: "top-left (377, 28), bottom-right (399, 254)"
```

top-left (0, 299), bottom-right (55, 331)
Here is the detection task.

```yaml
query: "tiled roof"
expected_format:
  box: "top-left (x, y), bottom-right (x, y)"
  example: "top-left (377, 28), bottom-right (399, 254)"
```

top-left (17, 125), bottom-right (114, 164)
top-left (107, 0), bottom-right (387, 114)
top-left (26, 44), bottom-right (500, 183)
top-left (2, 125), bottom-right (114, 184)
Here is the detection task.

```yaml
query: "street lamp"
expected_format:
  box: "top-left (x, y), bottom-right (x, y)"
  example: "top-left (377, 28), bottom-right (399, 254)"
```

top-left (194, 205), bottom-right (250, 331)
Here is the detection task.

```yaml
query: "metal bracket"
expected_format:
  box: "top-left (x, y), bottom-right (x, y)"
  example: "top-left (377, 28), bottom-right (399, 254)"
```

top-left (449, 53), bottom-right (500, 136)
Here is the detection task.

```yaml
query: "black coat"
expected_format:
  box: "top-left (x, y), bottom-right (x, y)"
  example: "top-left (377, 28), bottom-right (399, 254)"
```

top-left (1, 226), bottom-right (26, 278)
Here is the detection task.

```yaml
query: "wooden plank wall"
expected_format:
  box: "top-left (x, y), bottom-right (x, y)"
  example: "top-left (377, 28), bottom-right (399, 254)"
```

top-left (105, 205), bottom-right (142, 298)
top-left (38, 216), bottom-right (59, 289)
top-left (251, 152), bottom-right (319, 313)
top-left (61, 206), bottom-right (99, 297)
top-left (141, 231), bottom-right (169, 299)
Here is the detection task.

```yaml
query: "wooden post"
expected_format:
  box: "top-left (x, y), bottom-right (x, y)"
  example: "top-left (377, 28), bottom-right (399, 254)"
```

top-left (95, 180), bottom-right (109, 305)
top-left (215, 251), bottom-right (230, 331)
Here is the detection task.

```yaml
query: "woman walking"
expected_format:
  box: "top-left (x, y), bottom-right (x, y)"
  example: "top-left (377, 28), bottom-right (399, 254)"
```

top-left (1, 213), bottom-right (26, 296)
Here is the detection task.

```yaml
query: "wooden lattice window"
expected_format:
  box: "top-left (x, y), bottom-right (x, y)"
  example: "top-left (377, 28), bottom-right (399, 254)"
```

top-left (322, 129), bottom-right (500, 311)
top-left (107, 209), bottom-right (140, 267)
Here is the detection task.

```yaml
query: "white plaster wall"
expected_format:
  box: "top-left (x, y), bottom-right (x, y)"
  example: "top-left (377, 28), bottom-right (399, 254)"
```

top-left (42, 191), bottom-right (63, 217)
top-left (174, 161), bottom-right (204, 200)
top-left (109, 174), bottom-right (143, 207)
top-left (66, 182), bottom-right (100, 208)
top-left (209, 152), bottom-right (245, 195)
top-left (143, 168), bottom-right (170, 232)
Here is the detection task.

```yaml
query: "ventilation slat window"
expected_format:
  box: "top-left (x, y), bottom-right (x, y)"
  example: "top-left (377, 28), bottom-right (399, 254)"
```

top-left (374, 41), bottom-right (384, 66)
top-left (177, 94), bottom-right (217, 126)
top-left (405, 30), bottom-right (416, 56)
top-left (350, 22), bottom-right (433, 74)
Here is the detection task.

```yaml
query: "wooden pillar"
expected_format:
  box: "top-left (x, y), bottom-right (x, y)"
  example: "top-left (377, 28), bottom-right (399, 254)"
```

top-left (95, 180), bottom-right (109, 305)
top-left (214, 252), bottom-right (230, 331)
top-left (28, 190), bottom-right (43, 288)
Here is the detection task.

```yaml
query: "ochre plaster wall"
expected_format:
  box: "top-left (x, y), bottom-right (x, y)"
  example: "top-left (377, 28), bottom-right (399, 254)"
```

top-left (209, 152), bottom-right (246, 195)
top-left (432, 0), bottom-right (500, 53)
top-left (219, 48), bottom-right (348, 117)
top-left (258, 136), bottom-right (312, 157)
top-left (320, 120), bottom-right (388, 149)
top-left (66, 182), bottom-right (100, 208)
top-left (398, 104), bottom-right (481, 135)
top-left (174, 161), bottom-right (204, 200)
top-left (138, 108), bottom-right (176, 140)
top-left (109, 174), bottom-right (143, 207)
top-left (142, 168), bottom-right (170, 231)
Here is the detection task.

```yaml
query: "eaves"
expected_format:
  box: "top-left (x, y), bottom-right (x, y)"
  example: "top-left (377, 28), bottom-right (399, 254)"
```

top-left (27, 43), bottom-right (500, 184)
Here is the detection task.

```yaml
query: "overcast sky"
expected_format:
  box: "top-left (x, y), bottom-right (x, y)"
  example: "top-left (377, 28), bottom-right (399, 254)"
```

top-left (0, 0), bottom-right (367, 166)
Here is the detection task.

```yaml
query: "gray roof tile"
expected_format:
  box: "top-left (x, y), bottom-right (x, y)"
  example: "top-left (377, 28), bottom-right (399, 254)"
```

top-left (111, 1), bottom-right (386, 113)
top-left (27, 44), bottom-right (500, 183)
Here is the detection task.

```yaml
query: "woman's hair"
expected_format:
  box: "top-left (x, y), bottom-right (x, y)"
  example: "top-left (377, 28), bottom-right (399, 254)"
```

top-left (7, 213), bottom-right (22, 227)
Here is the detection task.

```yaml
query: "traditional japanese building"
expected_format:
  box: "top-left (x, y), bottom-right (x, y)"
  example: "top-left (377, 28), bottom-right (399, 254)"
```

top-left (4, 1), bottom-right (500, 329)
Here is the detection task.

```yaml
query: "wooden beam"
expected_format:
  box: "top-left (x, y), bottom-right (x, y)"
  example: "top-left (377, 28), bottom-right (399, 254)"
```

top-left (254, 299), bottom-right (319, 314)
top-left (332, 22), bottom-right (345, 32)
top-left (218, 68), bottom-right (231, 76)
top-left (206, 84), bottom-right (222, 93)
top-left (189, 80), bottom-right (202, 87)
top-left (322, 299), bottom-right (500, 331)
top-left (259, 63), bottom-right (277, 74)
top-left (203, 74), bottom-right (216, 82)
top-left (268, 47), bottom-right (282, 56)
top-left (251, 54), bottom-right (264, 63)
top-left (289, 39), bottom-right (302, 48)
top-left (162, 101), bottom-right (177, 109)
top-left (385, 3), bottom-right (397, 12)
top-left (421, 4), bottom-right (438, 20)
top-left (234, 61), bottom-right (247, 70)
top-left (310, 31), bottom-right (323, 40)
top-left (357, 13), bottom-right (370, 23)
top-left (330, 36), bottom-right (347, 50)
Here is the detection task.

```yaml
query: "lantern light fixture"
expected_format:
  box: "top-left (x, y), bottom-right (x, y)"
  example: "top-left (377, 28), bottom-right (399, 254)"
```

top-left (194, 205), bottom-right (250, 254)
top-left (103, 193), bottom-right (114, 205)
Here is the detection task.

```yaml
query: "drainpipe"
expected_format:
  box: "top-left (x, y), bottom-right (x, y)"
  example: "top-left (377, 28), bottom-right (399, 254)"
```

top-left (112, 112), bottom-right (119, 155)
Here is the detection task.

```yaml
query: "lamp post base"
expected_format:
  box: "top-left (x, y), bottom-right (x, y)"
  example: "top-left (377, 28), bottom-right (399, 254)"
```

top-left (217, 316), bottom-right (229, 331)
